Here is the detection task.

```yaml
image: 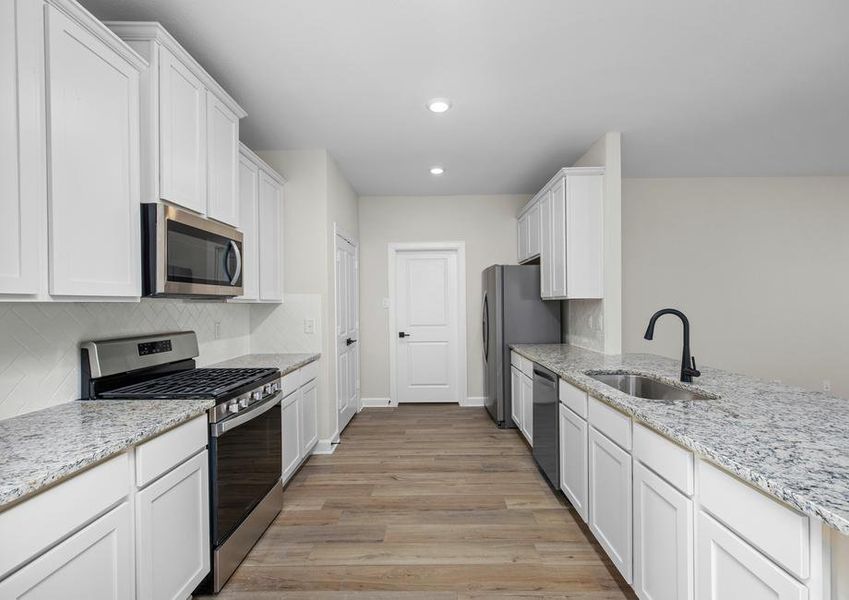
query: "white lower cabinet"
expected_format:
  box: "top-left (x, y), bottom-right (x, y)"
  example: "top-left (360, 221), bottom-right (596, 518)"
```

top-left (0, 502), bottom-right (133, 600)
top-left (135, 450), bottom-right (210, 600)
top-left (281, 390), bottom-right (302, 482)
top-left (588, 427), bottom-right (632, 583)
top-left (510, 366), bottom-right (523, 429)
top-left (633, 461), bottom-right (693, 600)
top-left (697, 511), bottom-right (807, 600)
top-left (559, 403), bottom-right (588, 522)
top-left (520, 372), bottom-right (533, 445)
top-left (300, 378), bottom-right (319, 453)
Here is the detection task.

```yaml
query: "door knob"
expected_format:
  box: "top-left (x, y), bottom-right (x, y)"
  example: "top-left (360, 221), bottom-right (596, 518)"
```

top-left (398, 331), bottom-right (411, 338)
top-left (346, 337), bottom-right (357, 346)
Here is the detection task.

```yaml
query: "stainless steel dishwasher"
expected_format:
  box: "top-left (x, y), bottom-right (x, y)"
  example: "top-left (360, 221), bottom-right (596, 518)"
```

top-left (532, 364), bottom-right (559, 489)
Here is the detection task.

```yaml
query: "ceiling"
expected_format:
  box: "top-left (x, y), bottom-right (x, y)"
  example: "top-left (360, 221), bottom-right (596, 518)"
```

top-left (81, 0), bottom-right (849, 195)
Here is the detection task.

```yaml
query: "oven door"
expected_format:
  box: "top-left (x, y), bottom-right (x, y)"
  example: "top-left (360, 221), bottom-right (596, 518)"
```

top-left (143, 204), bottom-right (244, 297)
top-left (209, 393), bottom-right (282, 546)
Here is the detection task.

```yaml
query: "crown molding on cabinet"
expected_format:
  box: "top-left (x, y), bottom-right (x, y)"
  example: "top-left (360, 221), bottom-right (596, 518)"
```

top-left (105, 21), bottom-right (247, 119)
top-left (44, 0), bottom-right (148, 71)
top-left (238, 143), bottom-right (287, 186)
top-left (519, 166), bottom-right (606, 216)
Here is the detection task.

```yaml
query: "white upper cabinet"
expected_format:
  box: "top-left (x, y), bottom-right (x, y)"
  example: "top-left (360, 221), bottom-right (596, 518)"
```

top-left (236, 144), bottom-right (285, 303)
top-left (258, 170), bottom-right (284, 302)
top-left (519, 167), bottom-right (604, 300)
top-left (107, 22), bottom-right (247, 225)
top-left (237, 151), bottom-right (260, 301)
top-left (0, 0), bottom-right (43, 297)
top-left (158, 46), bottom-right (206, 214)
top-left (206, 91), bottom-right (239, 225)
top-left (45, 3), bottom-right (144, 298)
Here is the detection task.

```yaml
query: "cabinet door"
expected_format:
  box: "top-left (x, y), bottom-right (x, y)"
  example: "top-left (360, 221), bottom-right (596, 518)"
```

top-left (634, 461), bottom-right (693, 600)
top-left (159, 46), bottom-right (206, 214)
top-left (0, 0), bottom-right (41, 295)
top-left (589, 427), bottom-right (633, 583)
top-left (136, 450), bottom-right (210, 600)
top-left (206, 92), bottom-right (239, 226)
top-left (528, 201), bottom-right (541, 257)
top-left (237, 153), bottom-right (259, 301)
top-left (565, 173), bottom-right (603, 299)
top-left (517, 213), bottom-right (529, 262)
top-left (45, 6), bottom-right (140, 298)
top-left (258, 170), bottom-right (283, 302)
top-left (696, 511), bottom-right (806, 600)
top-left (0, 503), bottom-right (133, 599)
top-left (281, 392), bottom-right (302, 482)
top-left (521, 374), bottom-right (533, 444)
top-left (300, 379), bottom-right (319, 455)
top-left (550, 177), bottom-right (567, 298)
top-left (510, 366), bottom-right (523, 429)
top-left (539, 189), bottom-right (552, 298)
top-left (559, 403), bottom-right (588, 522)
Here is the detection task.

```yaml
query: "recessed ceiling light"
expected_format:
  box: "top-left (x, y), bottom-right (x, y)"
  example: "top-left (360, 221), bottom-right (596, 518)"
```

top-left (430, 166), bottom-right (445, 175)
top-left (426, 98), bottom-right (452, 113)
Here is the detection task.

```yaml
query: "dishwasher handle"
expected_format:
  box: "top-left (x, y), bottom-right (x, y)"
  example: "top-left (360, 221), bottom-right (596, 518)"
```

top-left (533, 369), bottom-right (557, 387)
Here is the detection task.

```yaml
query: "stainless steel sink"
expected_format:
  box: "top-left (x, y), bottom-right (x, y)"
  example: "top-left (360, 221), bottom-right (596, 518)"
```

top-left (587, 373), bottom-right (715, 401)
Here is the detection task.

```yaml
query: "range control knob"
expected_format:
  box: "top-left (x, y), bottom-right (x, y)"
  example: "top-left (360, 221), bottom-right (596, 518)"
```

top-left (251, 390), bottom-right (263, 402)
top-left (227, 402), bottom-right (239, 414)
top-left (239, 398), bottom-right (249, 408)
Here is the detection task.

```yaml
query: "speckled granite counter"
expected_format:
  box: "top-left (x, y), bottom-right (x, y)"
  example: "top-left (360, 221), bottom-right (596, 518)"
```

top-left (0, 399), bottom-right (213, 510)
top-left (511, 343), bottom-right (849, 534)
top-left (209, 352), bottom-right (320, 374)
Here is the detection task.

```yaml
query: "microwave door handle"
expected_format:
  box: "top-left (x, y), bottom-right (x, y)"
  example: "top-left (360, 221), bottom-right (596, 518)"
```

top-left (228, 240), bottom-right (242, 285)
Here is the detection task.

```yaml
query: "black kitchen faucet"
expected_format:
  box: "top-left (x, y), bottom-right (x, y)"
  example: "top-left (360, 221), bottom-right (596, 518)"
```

top-left (643, 308), bottom-right (701, 383)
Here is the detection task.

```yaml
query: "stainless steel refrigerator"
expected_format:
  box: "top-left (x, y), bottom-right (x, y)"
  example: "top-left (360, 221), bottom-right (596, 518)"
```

top-left (482, 265), bottom-right (561, 427)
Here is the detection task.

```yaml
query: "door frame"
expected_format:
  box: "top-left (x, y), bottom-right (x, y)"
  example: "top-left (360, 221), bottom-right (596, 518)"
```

top-left (387, 241), bottom-right (467, 406)
top-left (333, 223), bottom-right (359, 442)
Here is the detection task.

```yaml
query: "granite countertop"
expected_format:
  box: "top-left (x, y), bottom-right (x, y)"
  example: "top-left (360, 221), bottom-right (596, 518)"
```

top-left (0, 399), bottom-right (213, 510)
top-left (209, 352), bottom-right (320, 374)
top-left (511, 343), bottom-right (849, 534)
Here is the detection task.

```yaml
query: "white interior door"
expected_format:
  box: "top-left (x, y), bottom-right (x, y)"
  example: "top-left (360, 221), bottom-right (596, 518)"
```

top-left (394, 249), bottom-right (461, 403)
top-left (335, 231), bottom-right (359, 432)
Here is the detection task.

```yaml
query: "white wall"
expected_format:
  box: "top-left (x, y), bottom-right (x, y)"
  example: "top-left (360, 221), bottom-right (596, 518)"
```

top-left (622, 176), bottom-right (849, 397)
top-left (0, 300), bottom-right (251, 419)
top-left (566, 132), bottom-right (622, 354)
top-left (256, 150), bottom-right (359, 443)
top-left (358, 194), bottom-right (528, 402)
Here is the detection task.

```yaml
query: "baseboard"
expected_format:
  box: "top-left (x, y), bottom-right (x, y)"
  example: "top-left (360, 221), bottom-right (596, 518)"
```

top-left (461, 396), bottom-right (486, 407)
top-left (361, 397), bottom-right (394, 408)
top-left (312, 438), bottom-right (337, 454)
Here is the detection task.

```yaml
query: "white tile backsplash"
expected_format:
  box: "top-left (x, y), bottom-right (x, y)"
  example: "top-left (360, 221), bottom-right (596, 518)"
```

top-left (0, 300), bottom-right (251, 419)
top-left (249, 293), bottom-right (322, 354)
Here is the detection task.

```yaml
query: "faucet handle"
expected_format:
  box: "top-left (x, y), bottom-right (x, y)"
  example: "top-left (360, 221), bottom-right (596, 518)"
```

top-left (689, 356), bottom-right (701, 378)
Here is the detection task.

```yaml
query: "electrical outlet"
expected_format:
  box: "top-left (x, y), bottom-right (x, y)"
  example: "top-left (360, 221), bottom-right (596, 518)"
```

top-left (304, 319), bottom-right (315, 334)
top-left (382, 298), bottom-right (390, 309)
top-left (214, 321), bottom-right (221, 340)
top-left (823, 380), bottom-right (832, 393)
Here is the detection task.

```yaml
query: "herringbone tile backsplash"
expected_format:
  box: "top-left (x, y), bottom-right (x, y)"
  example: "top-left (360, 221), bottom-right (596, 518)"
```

top-left (0, 300), bottom-right (253, 419)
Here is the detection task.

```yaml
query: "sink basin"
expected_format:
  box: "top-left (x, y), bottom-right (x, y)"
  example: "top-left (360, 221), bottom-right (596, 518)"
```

top-left (587, 373), bottom-right (714, 401)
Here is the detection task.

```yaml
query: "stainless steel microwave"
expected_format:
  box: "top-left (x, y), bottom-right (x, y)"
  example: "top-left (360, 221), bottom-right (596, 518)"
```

top-left (141, 204), bottom-right (243, 298)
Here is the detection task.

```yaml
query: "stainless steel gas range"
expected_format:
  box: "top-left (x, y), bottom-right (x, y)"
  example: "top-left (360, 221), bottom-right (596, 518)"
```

top-left (80, 331), bottom-right (283, 593)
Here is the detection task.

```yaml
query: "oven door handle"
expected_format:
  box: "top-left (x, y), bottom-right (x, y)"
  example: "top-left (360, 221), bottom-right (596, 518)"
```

top-left (211, 389), bottom-right (282, 437)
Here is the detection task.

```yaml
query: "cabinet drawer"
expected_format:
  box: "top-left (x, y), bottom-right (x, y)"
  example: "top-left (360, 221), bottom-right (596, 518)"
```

top-left (135, 415), bottom-right (207, 488)
top-left (633, 423), bottom-right (694, 496)
top-left (300, 360), bottom-right (319, 385)
top-left (559, 379), bottom-right (588, 419)
top-left (280, 368), bottom-right (302, 397)
top-left (698, 460), bottom-right (809, 579)
top-left (0, 453), bottom-right (129, 579)
top-left (588, 396), bottom-right (631, 451)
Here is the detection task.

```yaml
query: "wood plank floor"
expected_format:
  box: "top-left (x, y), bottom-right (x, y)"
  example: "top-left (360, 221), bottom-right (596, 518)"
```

top-left (201, 404), bottom-right (636, 600)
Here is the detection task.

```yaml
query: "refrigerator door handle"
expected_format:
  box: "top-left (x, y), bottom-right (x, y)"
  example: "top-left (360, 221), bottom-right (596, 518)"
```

top-left (482, 292), bottom-right (489, 362)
